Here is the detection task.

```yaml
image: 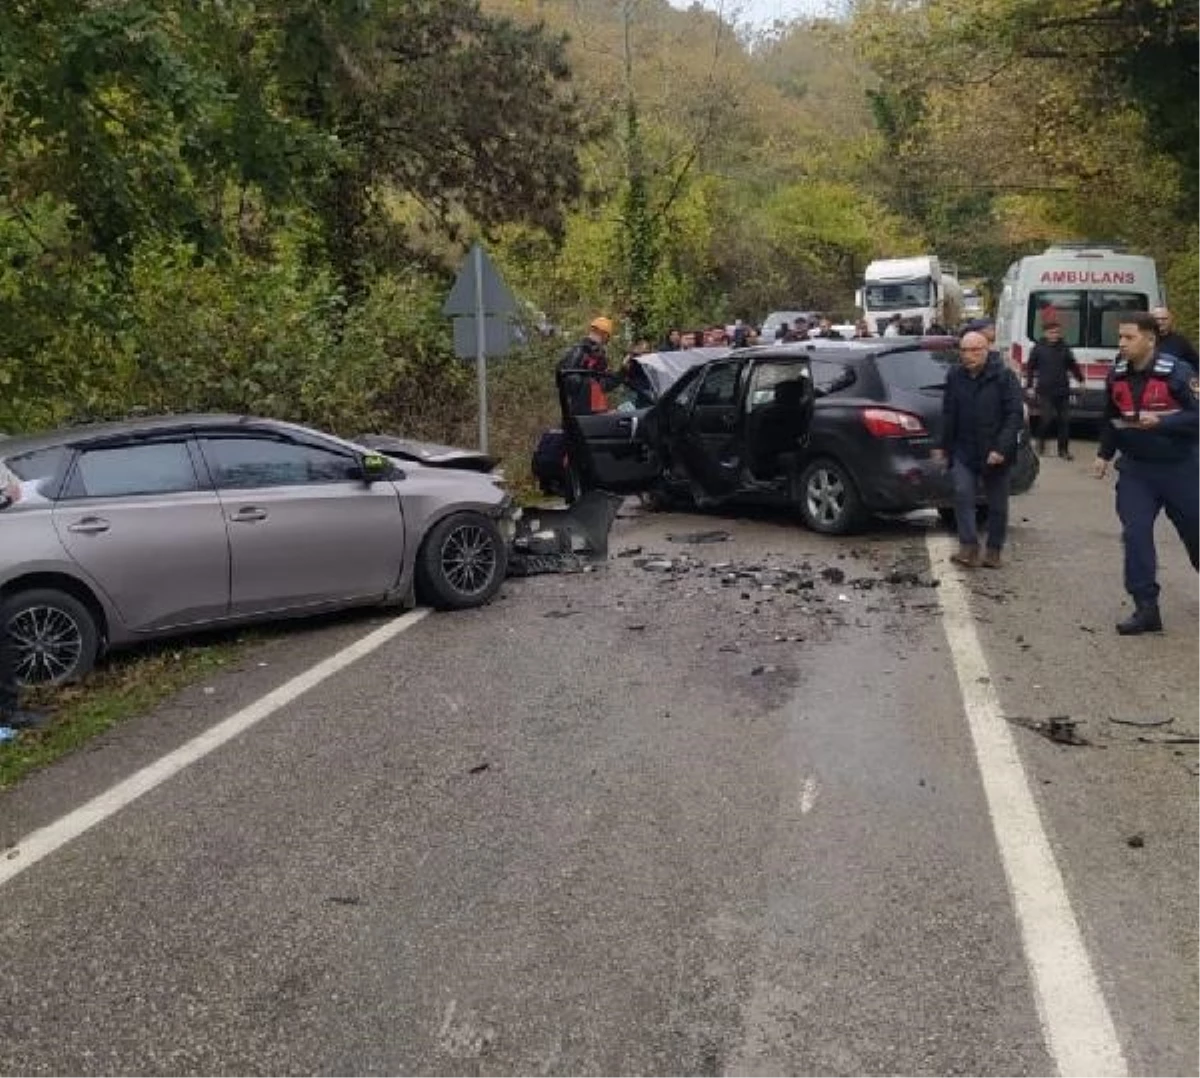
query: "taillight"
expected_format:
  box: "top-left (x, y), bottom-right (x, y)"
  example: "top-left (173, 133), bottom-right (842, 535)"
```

top-left (862, 408), bottom-right (927, 438)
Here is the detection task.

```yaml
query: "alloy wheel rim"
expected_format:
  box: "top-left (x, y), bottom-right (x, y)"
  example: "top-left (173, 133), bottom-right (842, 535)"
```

top-left (441, 524), bottom-right (498, 597)
top-left (807, 468), bottom-right (846, 526)
top-left (9, 605), bottom-right (84, 685)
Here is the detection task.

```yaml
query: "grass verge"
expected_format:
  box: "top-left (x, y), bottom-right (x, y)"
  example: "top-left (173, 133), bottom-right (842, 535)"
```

top-left (0, 633), bottom-right (259, 791)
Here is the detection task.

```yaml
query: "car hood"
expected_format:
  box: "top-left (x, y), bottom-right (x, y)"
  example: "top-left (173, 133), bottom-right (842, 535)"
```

top-left (356, 433), bottom-right (497, 473)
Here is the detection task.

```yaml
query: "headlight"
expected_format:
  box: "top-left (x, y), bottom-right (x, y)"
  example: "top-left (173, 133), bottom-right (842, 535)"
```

top-left (497, 497), bottom-right (522, 542)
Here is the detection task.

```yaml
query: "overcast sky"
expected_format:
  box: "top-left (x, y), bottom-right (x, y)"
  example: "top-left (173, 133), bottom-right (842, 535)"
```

top-left (665, 0), bottom-right (842, 30)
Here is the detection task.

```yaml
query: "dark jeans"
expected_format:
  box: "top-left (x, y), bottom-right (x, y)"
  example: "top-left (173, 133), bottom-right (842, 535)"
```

top-left (0, 603), bottom-right (18, 716)
top-left (1115, 454), bottom-right (1200, 604)
top-left (952, 458), bottom-right (1010, 551)
top-left (1037, 393), bottom-right (1072, 453)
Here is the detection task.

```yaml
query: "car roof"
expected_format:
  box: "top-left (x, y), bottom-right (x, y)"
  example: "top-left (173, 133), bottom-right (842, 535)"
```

top-left (0, 414), bottom-right (314, 459)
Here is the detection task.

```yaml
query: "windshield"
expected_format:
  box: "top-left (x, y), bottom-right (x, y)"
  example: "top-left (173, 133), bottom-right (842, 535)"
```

top-left (864, 279), bottom-right (934, 310)
top-left (1027, 290), bottom-right (1149, 348)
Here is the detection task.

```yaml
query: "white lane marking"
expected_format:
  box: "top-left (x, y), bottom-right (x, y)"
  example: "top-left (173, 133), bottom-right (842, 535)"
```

top-left (927, 535), bottom-right (1127, 1077)
top-left (799, 776), bottom-right (820, 815)
top-left (0, 608), bottom-right (430, 889)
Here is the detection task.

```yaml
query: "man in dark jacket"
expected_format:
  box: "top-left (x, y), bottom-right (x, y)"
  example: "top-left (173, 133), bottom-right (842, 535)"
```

top-left (1025, 320), bottom-right (1085, 459)
top-left (1152, 306), bottom-right (1199, 368)
top-left (933, 330), bottom-right (1025, 568)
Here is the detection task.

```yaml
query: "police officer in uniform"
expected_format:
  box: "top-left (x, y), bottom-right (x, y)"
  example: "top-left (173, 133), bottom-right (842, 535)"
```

top-left (1093, 311), bottom-right (1199, 634)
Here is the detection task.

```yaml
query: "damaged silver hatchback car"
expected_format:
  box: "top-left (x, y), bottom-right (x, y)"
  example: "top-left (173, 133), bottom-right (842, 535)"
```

top-left (0, 415), bottom-right (519, 685)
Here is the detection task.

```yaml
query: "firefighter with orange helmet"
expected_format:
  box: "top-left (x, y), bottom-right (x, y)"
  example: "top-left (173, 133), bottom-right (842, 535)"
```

top-left (557, 316), bottom-right (614, 415)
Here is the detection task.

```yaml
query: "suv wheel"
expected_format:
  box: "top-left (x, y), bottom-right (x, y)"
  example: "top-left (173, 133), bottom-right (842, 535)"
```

top-left (5, 588), bottom-right (100, 686)
top-left (797, 458), bottom-right (867, 534)
top-left (415, 512), bottom-right (508, 610)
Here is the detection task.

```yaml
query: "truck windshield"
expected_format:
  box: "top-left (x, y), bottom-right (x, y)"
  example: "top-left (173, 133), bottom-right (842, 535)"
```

top-left (864, 279), bottom-right (933, 310)
top-left (1027, 290), bottom-right (1149, 348)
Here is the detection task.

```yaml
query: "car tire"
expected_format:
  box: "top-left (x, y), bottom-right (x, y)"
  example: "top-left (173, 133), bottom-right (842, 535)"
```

top-left (796, 458), bottom-right (867, 535)
top-left (4, 588), bottom-right (100, 686)
top-left (415, 512), bottom-right (508, 610)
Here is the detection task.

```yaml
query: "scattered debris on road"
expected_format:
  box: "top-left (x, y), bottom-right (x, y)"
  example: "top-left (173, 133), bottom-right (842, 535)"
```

top-left (1109, 716), bottom-right (1173, 728)
top-left (667, 530), bottom-right (731, 544)
top-left (1126, 834), bottom-right (1145, 849)
top-left (1006, 715), bottom-right (1092, 746)
top-left (508, 492), bottom-right (623, 576)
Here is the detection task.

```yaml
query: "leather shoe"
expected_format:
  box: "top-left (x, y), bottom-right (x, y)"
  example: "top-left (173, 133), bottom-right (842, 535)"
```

top-left (1116, 604), bottom-right (1163, 635)
top-left (950, 545), bottom-right (980, 568)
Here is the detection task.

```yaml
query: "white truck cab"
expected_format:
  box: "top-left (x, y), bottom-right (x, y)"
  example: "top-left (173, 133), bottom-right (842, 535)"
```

top-left (859, 255), bottom-right (964, 336)
top-left (994, 244), bottom-right (1164, 419)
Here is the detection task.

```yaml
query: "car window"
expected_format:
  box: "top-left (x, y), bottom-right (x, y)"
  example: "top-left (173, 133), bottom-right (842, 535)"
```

top-left (201, 436), bottom-right (359, 489)
top-left (875, 350), bottom-right (954, 393)
top-left (810, 359), bottom-right (858, 397)
top-left (3, 446), bottom-right (68, 482)
top-left (69, 441), bottom-right (199, 498)
top-left (695, 362), bottom-right (740, 407)
top-left (747, 362), bottom-right (810, 408)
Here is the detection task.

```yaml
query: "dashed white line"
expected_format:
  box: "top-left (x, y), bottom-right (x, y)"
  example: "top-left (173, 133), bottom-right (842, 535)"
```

top-left (927, 534), bottom-right (1127, 1077)
top-left (0, 608), bottom-right (430, 889)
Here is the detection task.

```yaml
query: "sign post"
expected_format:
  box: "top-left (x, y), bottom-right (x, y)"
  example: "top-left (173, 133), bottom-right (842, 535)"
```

top-left (443, 243), bottom-right (521, 455)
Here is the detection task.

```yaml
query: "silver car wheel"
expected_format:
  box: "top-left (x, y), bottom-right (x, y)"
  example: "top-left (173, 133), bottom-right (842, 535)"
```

top-left (10, 604), bottom-right (85, 686)
top-left (805, 466), bottom-right (846, 528)
top-left (440, 522), bottom-right (499, 598)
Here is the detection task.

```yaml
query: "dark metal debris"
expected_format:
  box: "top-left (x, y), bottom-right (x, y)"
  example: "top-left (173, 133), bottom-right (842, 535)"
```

top-left (542, 609), bottom-right (583, 619)
top-left (468, 762), bottom-right (491, 775)
top-left (1006, 715), bottom-right (1091, 746)
top-left (1108, 716), bottom-right (1172, 728)
top-left (509, 492), bottom-right (623, 576)
top-left (667, 530), bottom-right (731, 544)
top-left (1126, 835), bottom-right (1145, 849)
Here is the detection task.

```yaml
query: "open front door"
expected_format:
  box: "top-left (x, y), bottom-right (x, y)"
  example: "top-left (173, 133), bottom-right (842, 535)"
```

top-left (665, 359), bottom-right (747, 498)
top-left (556, 371), bottom-right (662, 494)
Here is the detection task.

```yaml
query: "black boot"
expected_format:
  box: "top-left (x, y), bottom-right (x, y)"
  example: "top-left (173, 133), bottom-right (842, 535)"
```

top-left (1116, 603), bottom-right (1163, 635)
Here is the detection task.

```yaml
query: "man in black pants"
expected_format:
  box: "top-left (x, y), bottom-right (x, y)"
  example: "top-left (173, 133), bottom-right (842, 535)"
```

top-left (1025, 319), bottom-right (1085, 459)
top-left (0, 465), bottom-right (42, 730)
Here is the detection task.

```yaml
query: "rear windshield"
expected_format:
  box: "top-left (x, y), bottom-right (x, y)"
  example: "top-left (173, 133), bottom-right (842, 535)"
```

top-left (1028, 290), bottom-right (1149, 348)
top-left (876, 350), bottom-right (955, 392)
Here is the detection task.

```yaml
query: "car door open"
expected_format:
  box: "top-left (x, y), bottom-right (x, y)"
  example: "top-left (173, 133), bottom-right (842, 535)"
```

top-left (555, 370), bottom-right (662, 493)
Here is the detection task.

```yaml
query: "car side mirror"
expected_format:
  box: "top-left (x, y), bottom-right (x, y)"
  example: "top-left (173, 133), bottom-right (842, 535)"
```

top-left (359, 451), bottom-right (393, 483)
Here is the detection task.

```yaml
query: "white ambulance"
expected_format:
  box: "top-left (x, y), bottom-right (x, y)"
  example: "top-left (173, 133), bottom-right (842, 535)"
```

top-left (994, 244), bottom-right (1164, 420)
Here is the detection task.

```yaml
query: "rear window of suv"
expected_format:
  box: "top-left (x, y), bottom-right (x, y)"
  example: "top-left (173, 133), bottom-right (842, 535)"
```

top-left (876, 349), bottom-right (956, 393)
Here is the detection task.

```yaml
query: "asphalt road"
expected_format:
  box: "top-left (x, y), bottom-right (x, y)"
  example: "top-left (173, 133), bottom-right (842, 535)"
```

top-left (1, 445), bottom-right (1196, 1076)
